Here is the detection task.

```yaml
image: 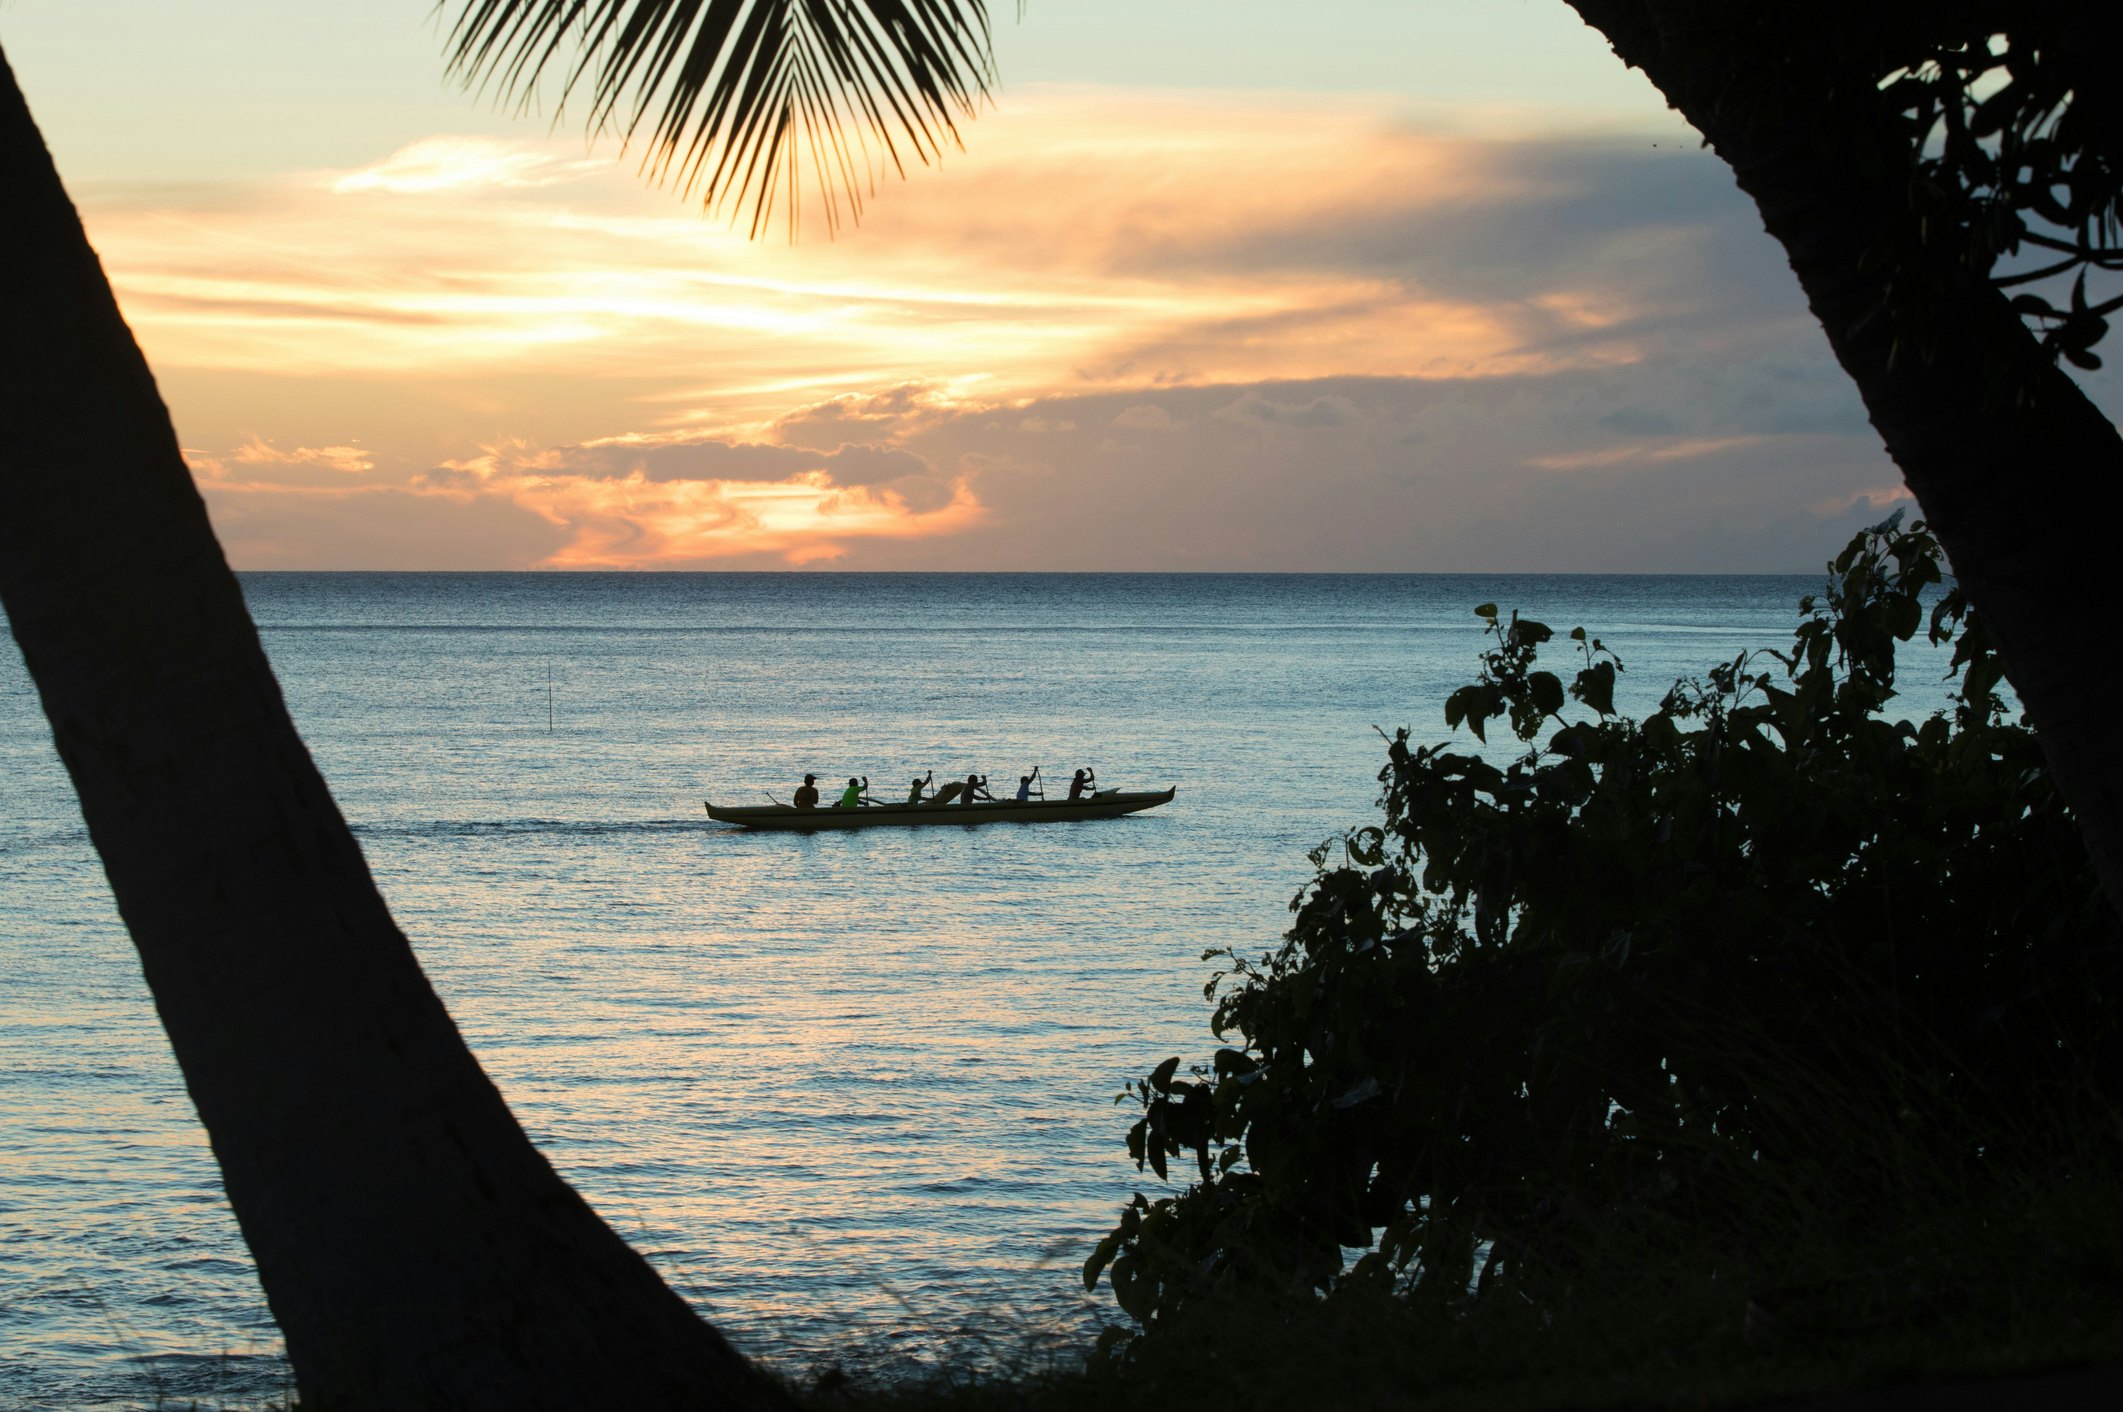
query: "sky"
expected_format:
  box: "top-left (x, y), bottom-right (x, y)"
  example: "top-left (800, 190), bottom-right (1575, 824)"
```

top-left (6, 1), bottom-right (2112, 571)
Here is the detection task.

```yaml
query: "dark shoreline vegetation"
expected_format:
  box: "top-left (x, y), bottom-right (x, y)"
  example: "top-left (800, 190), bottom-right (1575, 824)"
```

top-left (806, 516), bottom-right (2123, 1410)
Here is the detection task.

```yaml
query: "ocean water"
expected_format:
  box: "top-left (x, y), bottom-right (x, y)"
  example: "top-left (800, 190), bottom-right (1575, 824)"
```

top-left (0, 572), bottom-right (1960, 1408)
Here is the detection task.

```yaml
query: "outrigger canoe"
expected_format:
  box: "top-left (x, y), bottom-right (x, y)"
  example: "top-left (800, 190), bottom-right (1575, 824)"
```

top-left (704, 787), bottom-right (1176, 832)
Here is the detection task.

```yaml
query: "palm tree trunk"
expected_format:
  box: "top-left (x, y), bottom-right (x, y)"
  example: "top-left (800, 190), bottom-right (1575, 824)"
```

top-left (1568, 1), bottom-right (2123, 913)
top-left (0, 48), bottom-right (782, 1410)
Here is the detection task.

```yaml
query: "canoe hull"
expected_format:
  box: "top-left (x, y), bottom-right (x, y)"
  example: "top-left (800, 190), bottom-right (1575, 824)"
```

top-left (704, 788), bottom-right (1175, 831)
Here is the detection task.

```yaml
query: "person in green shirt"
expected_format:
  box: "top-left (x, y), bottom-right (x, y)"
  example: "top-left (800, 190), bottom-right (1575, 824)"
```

top-left (836, 776), bottom-right (869, 808)
top-left (907, 770), bottom-right (934, 805)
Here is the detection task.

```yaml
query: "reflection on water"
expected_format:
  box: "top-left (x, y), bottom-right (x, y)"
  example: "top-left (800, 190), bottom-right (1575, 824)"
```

top-left (0, 572), bottom-right (1952, 1406)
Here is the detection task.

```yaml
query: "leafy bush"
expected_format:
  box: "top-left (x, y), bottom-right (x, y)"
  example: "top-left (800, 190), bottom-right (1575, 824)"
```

top-left (1087, 515), bottom-right (2123, 1341)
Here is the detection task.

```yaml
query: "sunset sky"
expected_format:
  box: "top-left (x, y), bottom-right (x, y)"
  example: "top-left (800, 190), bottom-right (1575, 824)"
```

top-left (9, 1), bottom-right (2116, 571)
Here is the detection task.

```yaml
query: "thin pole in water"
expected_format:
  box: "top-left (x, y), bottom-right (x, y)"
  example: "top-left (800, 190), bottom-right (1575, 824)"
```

top-left (547, 659), bottom-right (554, 732)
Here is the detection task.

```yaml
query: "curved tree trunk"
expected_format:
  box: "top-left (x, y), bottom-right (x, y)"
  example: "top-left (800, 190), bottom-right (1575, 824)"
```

top-left (1569, 0), bottom-right (2123, 913)
top-left (0, 49), bottom-right (782, 1410)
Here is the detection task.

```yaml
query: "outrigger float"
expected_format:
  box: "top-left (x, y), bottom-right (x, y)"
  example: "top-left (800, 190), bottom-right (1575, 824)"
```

top-left (704, 788), bottom-right (1176, 832)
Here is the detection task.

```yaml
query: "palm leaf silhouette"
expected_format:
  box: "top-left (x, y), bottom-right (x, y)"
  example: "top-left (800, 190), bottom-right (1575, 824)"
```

top-left (445, 0), bottom-right (999, 237)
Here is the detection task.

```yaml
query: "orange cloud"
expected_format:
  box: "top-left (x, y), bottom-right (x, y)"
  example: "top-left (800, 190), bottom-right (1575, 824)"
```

top-left (412, 438), bottom-right (984, 567)
top-left (327, 137), bottom-right (607, 195)
top-left (1527, 436), bottom-right (1766, 471)
top-left (85, 91), bottom-right (1682, 429)
top-left (232, 437), bottom-right (373, 474)
top-left (524, 471), bottom-right (983, 568)
top-left (187, 436), bottom-right (375, 484)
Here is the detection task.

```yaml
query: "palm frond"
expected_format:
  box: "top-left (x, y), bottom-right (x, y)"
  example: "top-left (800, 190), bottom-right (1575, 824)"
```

top-left (443, 1), bottom-right (999, 237)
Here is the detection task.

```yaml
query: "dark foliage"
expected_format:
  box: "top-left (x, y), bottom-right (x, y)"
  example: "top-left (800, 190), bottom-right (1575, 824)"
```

top-left (1883, 4), bottom-right (2123, 369)
top-left (1087, 515), bottom-right (2123, 1338)
top-left (443, 1), bottom-right (998, 236)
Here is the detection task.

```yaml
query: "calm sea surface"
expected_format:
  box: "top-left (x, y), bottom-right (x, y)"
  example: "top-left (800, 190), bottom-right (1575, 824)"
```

top-left (0, 572), bottom-right (1960, 1407)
